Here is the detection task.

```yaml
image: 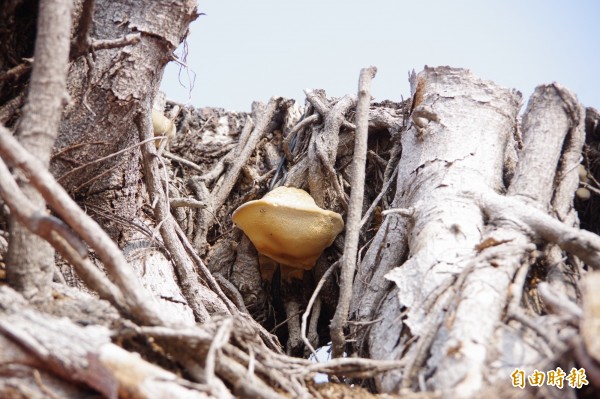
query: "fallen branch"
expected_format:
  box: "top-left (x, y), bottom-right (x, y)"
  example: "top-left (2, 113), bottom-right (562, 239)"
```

top-left (137, 111), bottom-right (220, 322)
top-left (330, 66), bottom-right (377, 358)
top-left (0, 157), bottom-right (126, 312)
top-left (7, 0), bottom-right (74, 300)
top-left (0, 124), bottom-right (165, 326)
top-left (301, 261), bottom-right (339, 358)
top-left (304, 89), bottom-right (356, 131)
top-left (471, 189), bottom-right (600, 269)
top-left (0, 286), bottom-right (213, 399)
top-left (211, 98), bottom-right (282, 212)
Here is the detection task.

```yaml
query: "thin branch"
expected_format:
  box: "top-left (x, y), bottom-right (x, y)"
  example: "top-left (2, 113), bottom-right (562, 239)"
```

top-left (57, 136), bottom-right (160, 183)
top-left (304, 89), bottom-right (356, 131)
top-left (91, 33), bottom-right (141, 51)
top-left (304, 357), bottom-right (406, 378)
top-left (69, 0), bottom-right (94, 58)
top-left (213, 273), bottom-right (249, 314)
top-left (0, 157), bottom-right (127, 311)
top-left (301, 261), bottom-right (339, 358)
top-left (51, 141), bottom-right (110, 161)
top-left (6, 0), bottom-right (74, 299)
top-left (211, 99), bottom-right (281, 211)
top-left (170, 197), bottom-right (207, 209)
top-left (33, 369), bottom-right (63, 399)
top-left (205, 318), bottom-right (233, 385)
top-left (359, 163), bottom-right (399, 228)
top-left (381, 206), bottom-right (416, 217)
top-left (507, 308), bottom-right (566, 357)
top-left (330, 66), bottom-right (377, 358)
top-left (136, 112), bottom-right (213, 322)
top-left (0, 125), bottom-right (165, 326)
top-left (173, 222), bottom-right (239, 315)
top-left (0, 92), bottom-right (26, 124)
top-left (0, 61), bottom-right (32, 83)
top-left (472, 189), bottom-right (600, 269)
top-left (537, 282), bottom-right (582, 320)
top-left (283, 113), bottom-right (319, 161)
top-left (163, 151), bottom-right (204, 173)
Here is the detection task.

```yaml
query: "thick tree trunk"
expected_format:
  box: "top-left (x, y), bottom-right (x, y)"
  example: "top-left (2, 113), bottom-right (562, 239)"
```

top-left (47, 0), bottom-right (230, 321)
top-left (351, 67), bottom-right (590, 397)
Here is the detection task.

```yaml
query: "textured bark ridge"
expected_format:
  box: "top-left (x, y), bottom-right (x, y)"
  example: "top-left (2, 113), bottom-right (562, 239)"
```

top-left (1, 2), bottom-right (600, 397)
top-left (350, 67), bottom-right (596, 397)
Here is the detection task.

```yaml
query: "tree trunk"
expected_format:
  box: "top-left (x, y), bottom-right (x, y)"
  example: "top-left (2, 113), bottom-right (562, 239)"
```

top-left (1, 2), bottom-right (600, 398)
top-left (351, 67), bottom-right (590, 397)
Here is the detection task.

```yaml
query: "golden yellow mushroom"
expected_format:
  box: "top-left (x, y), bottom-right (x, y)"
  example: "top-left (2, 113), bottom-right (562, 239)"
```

top-left (232, 187), bottom-right (344, 279)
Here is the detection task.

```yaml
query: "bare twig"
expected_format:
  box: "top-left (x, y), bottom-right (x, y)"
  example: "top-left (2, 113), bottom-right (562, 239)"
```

top-left (301, 261), bottom-right (339, 358)
top-left (305, 357), bottom-right (406, 378)
top-left (507, 308), bottom-right (565, 357)
top-left (381, 207), bottom-right (416, 217)
top-left (308, 94), bottom-right (356, 210)
top-left (0, 61), bottom-right (32, 83)
top-left (203, 116), bottom-right (254, 188)
top-left (136, 112), bottom-right (214, 322)
top-left (213, 273), bottom-right (249, 314)
top-left (304, 89), bottom-right (356, 131)
top-left (507, 261), bottom-right (531, 311)
top-left (537, 282), bottom-right (582, 320)
top-left (57, 136), bottom-right (161, 183)
top-left (212, 99), bottom-right (281, 211)
top-left (0, 157), bottom-right (127, 311)
top-left (173, 223), bottom-right (239, 315)
top-left (0, 92), bottom-right (25, 124)
top-left (217, 357), bottom-right (289, 399)
top-left (205, 318), bottom-right (233, 385)
top-left (132, 318), bottom-right (407, 383)
top-left (283, 113), bottom-right (319, 161)
top-left (51, 141), bottom-right (110, 160)
top-left (330, 66), bottom-right (377, 358)
top-left (91, 33), bottom-right (141, 51)
top-left (33, 369), bottom-right (63, 399)
top-left (170, 197), bottom-right (207, 209)
top-left (163, 151), bottom-right (204, 173)
top-left (69, 0), bottom-right (94, 58)
top-left (471, 189), bottom-right (600, 269)
top-left (283, 295), bottom-right (302, 355)
top-left (307, 297), bottom-right (321, 358)
top-left (360, 163), bottom-right (399, 228)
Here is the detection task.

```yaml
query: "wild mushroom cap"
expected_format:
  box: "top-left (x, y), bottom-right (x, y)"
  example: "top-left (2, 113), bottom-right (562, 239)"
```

top-left (151, 109), bottom-right (176, 148)
top-left (232, 187), bottom-right (344, 270)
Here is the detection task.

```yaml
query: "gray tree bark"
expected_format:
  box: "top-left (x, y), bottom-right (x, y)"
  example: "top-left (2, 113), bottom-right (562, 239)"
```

top-left (7, 0), bottom-right (72, 301)
top-left (350, 67), bottom-right (597, 398)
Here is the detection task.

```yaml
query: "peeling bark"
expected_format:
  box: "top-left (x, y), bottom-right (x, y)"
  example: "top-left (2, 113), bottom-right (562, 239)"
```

top-left (352, 67), bottom-right (591, 397)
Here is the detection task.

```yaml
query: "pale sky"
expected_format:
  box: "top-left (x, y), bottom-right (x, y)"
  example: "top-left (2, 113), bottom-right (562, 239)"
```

top-left (161, 1), bottom-right (600, 112)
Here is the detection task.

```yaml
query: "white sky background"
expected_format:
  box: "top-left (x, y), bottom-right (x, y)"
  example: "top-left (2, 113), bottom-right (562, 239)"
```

top-left (161, 0), bottom-right (599, 112)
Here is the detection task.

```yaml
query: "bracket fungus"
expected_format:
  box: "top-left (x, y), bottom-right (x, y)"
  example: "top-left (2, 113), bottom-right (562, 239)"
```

top-left (232, 187), bottom-right (344, 279)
